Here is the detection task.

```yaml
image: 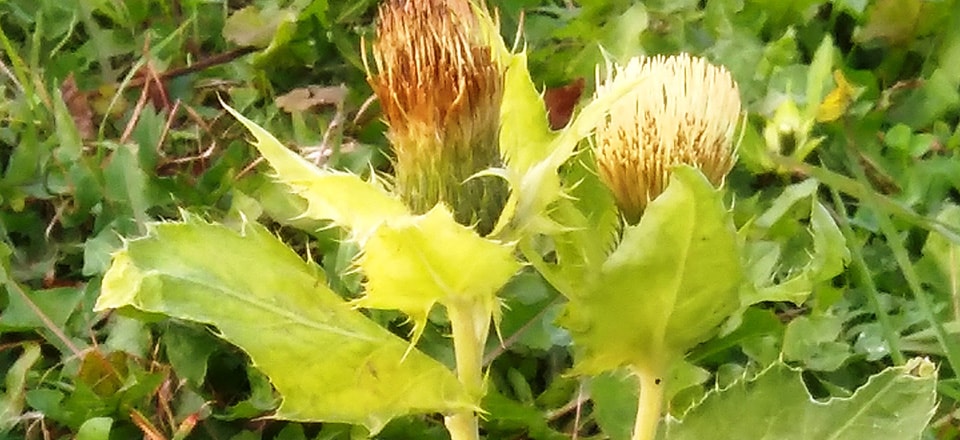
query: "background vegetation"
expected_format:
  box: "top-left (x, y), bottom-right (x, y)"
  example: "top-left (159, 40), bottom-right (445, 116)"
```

top-left (0, 0), bottom-right (958, 438)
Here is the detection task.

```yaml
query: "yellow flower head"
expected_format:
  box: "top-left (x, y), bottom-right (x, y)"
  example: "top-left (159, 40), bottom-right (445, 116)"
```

top-left (366, 0), bottom-right (505, 235)
top-left (594, 54), bottom-right (741, 224)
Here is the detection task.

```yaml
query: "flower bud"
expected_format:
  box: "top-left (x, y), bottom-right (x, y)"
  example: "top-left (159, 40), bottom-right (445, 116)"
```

top-left (367, 0), bottom-right (506, 235)
top-left (594, 54), bottom-right (741, 224)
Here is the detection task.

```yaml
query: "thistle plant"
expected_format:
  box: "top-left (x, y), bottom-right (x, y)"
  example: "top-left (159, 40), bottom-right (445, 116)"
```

top-left (361, 2), bottom-right (511, 437)
top-left (109, 0), bottom-right (623, 437)
top-left (511, 53), bottom-right (745, 440)
top-left (87, 3), bottom-right (937, 439)
top-left (366, 0), bottom-right (507, 236)
top-left (589, 54), bottom-right (742, 440)
top-left (595, 54), bottom-right (740, 439)
top-left (97, 1), bottom-right (525, 438)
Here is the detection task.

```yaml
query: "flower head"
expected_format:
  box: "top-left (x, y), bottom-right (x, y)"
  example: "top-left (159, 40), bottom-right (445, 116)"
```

top-left (366, 0), bottom-right (506, 235)
top-left (594, 54), bottom-right (741, 224)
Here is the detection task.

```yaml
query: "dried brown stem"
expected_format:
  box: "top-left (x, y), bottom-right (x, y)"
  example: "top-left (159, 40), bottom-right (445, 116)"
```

top-left (126, 46), bottom-right (257, 89)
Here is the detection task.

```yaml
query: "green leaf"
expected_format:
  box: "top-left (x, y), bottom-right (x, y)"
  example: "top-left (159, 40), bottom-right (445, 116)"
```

top-left (229, 431), bottom-right (261, 440)
top-left (499, 51), bottom-right (555, 175)
top-left (691, 307), bottom-right (785, 365)
top-left (0, 286), bottom-right (84, 331)
top-left (604, 3), bottom-right (648, 59)
top-left (222, 102), bottom-right (408, 240)
top-left (807, 199), bottom-right (848, 282)
top-left (884, 123), bottom-right (912, 151)
top-left (246, 176), bottom-right (327, 233)
top-left (496, 272), bottom-right (564, 353)
top-left (591, 371), bottom-right (638, 440)
top-left (275, 423), bottom-right (307, 440)
top-left (75, 417), bottom-right (113, 440)
top-left (52, 87), bottom-right (83, 164)
top-left (103, 142), bottom-right (149, 230)
top-left (782, 315), bottom-right (851, 371)
top-left (746, 0), bottom-right (822, 30)
top-left (83, 225), bottom-right (124, 276)
top-left (355, 206), bottom-right (521, 345)
top-left (252, 18), bottom-right (299, 67)
top-left (855, 0), bottom-right (921, 46)
top-left (834, 0), bottom-right (869, 16)
top-left (753, 178), bottom-right (818, 229)
top-left (493, 63), bottom-right (648, 239)
top-left (561, 166), bottom-right (742, 373)
top-left (94, 219), bottom-right (471, 433)
top-left (162, 323), bottom-right (219, 387)
top-left (103, 315), bottom-right (152, 358)
top-left (222, 6), bottom-right (297, 48)
top-left (540, 151), bottom-right (619, 297)
top-left (0, 343), bottom-right (41, 433)
top-left (922, 204), bottom-right (960, 286)
top-left (742, 180), bottom-right (848, 306)
top-left (804, 35), bottom-right (835, 124)
top-left (663, 358), bottom-right (938, 440)
top-left (221, 365), bottom-right (281, 420)
top-left (482, 391), bottom-right (568, 440)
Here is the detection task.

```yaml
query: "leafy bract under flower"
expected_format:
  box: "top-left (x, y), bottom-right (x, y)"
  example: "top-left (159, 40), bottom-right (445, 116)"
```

top-left (492, 52), bottom-right (650, 239)
top-left (561, 166), bottom-right (742, 374)
top-left (224, 101), bottom-right (520, 353)
top-left (355, 206), bottom-right (521, 347)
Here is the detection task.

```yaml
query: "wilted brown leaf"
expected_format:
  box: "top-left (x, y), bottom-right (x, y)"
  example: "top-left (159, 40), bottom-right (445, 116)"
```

top-left (544, 77), bottom-right (585, 130)
top-left (275, 85), bottom-right (348, 113)
top-left (60, 73), bottom-right (95, 140)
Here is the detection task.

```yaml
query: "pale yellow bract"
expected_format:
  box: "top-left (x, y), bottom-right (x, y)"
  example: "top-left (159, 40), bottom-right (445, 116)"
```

top-left (594, 54), bottom-right (742, 224)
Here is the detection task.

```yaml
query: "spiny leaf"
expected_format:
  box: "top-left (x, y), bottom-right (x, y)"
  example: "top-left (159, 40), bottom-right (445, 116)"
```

top-left (355, 206), bottom-right (521, 346)
top-left (561, 166), bottom-right (741, 374)
top-left (664, 358), bottom-right (937, 440)
top-left (499, 50), bottom-right (556, 174)
top-left (492, 61), bottom-right (648, 239)
top-left (95, 219), bottom-right (471, 433)
top-left (222, 101), bottom-right (408, 240)
top-left (537, 150), bottom-right (619, 297)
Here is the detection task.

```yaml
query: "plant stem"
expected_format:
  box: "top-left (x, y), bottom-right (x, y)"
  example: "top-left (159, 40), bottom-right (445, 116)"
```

top-left (445, 412), bottom-right (479, 440)
top-left (444, 299), bottom-right (489, 440)
top-left (770, 154), bottom-right (960, 245)
top-left (632, 366), bottom-right (665, 440)
top-left (827, 187), bottom-right (905, 365)
top-left (839, 144), bottom-right (960, 374)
